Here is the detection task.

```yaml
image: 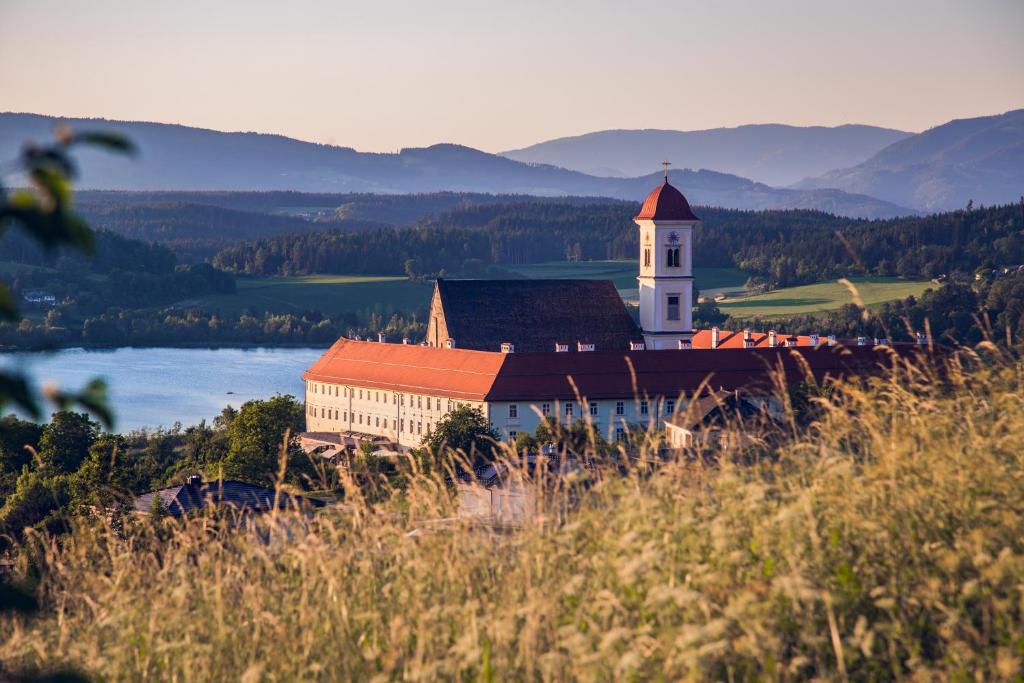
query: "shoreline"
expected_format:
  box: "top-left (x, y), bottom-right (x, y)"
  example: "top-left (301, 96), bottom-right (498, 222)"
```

top-left (0, 341), bottom-right (332, 353)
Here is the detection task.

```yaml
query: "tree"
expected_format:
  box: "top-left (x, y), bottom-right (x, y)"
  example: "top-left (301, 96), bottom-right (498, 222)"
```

top-left (37, 411), bottom-right (99, 475)
top-left (421, 405), bottom-right (500, 466)
top-left (219, 395), bottom-right (309, 486)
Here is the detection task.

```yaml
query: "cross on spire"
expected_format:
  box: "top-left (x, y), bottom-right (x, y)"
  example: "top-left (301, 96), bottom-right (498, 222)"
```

top-left (661, 160), bottom-right (671, 181)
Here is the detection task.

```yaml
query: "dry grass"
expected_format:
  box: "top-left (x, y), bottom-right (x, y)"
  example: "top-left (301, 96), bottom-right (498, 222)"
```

top-left (2, 348), bottom-right (1024, 680)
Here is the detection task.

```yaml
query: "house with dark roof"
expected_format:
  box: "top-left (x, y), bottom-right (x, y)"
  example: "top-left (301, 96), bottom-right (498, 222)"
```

top-left (301, 174), bottom-right (932, 450)
top-left (133, 475), bottom-right (324, 517)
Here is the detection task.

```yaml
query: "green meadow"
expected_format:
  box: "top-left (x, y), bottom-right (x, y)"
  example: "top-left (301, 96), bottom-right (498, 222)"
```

top-left (500, 259), bottom-right (749, 296)
top-left (719, 276), bottom-right (935, 319)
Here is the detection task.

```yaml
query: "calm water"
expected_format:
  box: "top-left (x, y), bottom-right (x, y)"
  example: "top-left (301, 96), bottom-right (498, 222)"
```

top-left (0, 347), bottom-right (325, 432)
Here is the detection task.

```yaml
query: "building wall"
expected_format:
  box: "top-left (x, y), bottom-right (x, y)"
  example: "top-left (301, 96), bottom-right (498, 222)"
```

top-left (425, 287), bottom-right (450, 348)
top-left (486, 396), bottom-right (685, 443)
top-left (304, 379), bottom-right (485, 449)
top-left (306, 380), bottom-right (689, 449)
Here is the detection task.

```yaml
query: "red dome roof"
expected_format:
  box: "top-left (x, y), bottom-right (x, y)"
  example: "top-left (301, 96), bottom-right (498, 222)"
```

top-left (635, 180), bottom-right (699, 221)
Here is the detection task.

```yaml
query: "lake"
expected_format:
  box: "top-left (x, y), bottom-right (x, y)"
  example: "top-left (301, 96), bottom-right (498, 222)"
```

top-left (0, 347), bottom-right (325, 432)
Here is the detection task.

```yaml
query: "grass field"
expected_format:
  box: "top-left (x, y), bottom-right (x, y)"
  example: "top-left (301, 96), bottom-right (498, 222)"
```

top-left (719, 276), bottom-right (935, 319)
top-left (181, 262), bottom-right (751, 319)
top-left (183, 275), bottom-right (433, 318)
top-left (500, 260), bottom-right (749, 297)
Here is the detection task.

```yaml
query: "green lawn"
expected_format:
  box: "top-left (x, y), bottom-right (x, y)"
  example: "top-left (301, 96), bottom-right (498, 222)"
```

top-left (181, 275), bottom-right (432, 318)
top-left (719, 277), bottom-right (935, 319)
top-left (499, 260), bottom-right (749, 296)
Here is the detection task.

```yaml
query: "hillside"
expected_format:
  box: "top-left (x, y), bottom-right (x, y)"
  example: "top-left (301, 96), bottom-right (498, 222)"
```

top-left (799, 109), bottom-right (1024, 212)
top-left (502, 124), bottom-right (911, 186)
top-left (0, 113), bottom-right (911, 218)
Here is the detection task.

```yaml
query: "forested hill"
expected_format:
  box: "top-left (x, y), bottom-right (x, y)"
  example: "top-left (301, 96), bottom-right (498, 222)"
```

top-left (211, 201), bottom-right (1024, 289)
top-left (1, 114), bottom-right (911, 218)
top-left (799, 109), bottom-right (1024, 212)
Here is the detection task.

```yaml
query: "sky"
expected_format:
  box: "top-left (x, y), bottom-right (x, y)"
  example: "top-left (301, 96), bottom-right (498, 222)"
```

top-left (1, 0), bottom-right (1022, 153)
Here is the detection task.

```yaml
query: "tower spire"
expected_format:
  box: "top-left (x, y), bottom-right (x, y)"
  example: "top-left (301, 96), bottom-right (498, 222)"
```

top-left (661, 160), bottom-right (671, 181)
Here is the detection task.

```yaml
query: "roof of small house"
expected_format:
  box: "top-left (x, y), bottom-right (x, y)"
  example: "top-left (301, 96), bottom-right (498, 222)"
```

top-left (304, 337), bottom-right (927, 403)
top-left (635, 180), bottom-right (699, 221)
top-left (434, 279), bottom-right (642, 353)
top-left (133, 479), bottom-right (324, 517)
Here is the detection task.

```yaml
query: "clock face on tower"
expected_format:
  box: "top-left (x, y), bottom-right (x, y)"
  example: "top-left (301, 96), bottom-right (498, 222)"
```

top-left (667, 231), bottom-right (680, 244)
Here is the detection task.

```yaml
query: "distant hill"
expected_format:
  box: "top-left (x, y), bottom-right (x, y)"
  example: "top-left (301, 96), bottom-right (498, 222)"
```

top-left (501, 124), bottom-right (911, 186)
top-left (798, 109), bottom-right (1024, 212)
top-left (0, 113), bottom-right (911, 218)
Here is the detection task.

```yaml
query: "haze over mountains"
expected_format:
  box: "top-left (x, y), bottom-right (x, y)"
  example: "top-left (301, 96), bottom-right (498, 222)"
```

top-left (797, 109), bottom-right (1024, 212)
top-left (501, 124), bottom-right (912, 186)
top-left (2, 110), bottom-right (1021, 218)
top-left (0, 113), bottom-right (911, 219)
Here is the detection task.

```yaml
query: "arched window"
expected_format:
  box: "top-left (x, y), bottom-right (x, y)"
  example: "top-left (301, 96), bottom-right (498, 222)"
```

top-left (666, 247), bottom-right (680, 268)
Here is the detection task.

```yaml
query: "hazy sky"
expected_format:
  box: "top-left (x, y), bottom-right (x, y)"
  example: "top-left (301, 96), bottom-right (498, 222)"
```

top-left (2, 0), bottom-right (1022, 152)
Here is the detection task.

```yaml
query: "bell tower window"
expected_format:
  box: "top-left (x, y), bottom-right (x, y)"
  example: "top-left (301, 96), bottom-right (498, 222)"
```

top-left (667, 294), bottom-right (681, 321)
top-left (666, 247), bottom-right (680, 268)
top-left (643, 248), bottom-right (651, 268)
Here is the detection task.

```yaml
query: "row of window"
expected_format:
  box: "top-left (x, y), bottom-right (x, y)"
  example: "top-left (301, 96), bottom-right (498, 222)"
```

top-left (307, 382), bottom-right (461, 413)
top-left (641, 247), bottom-right (684, 269)
top-left (513, 399), bottom-right (675, 419)
top-left (307, 404), bottom-right (431, 436)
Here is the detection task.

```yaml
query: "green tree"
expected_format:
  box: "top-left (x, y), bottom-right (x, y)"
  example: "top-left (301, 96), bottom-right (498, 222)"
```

top-left (219, 395), bottom-right (309, 486)
top-left (421, 405), bottom-right (500, 466)
top-left (0, 468), bottom-right (70, 545)
top-left (37, 411), bottom-right (99, 475)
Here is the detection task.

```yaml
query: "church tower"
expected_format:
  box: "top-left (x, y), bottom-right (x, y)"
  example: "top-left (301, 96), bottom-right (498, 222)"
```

top-left (635, 167), bottom-right (699, 349)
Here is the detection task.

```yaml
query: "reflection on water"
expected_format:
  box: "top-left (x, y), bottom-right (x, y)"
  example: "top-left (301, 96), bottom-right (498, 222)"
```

top-left (0, 347), bottom-right (325, 432)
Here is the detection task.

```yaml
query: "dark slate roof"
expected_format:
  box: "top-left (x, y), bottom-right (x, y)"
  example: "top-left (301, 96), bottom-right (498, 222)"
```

top-left (133, 480), bottom-right (324, 517)
top-left (483, 344), bottom-right (932, 401)
top-left (635, 180), bottom-right (699, 221)
top-left (436, 279), bottom-right (642, 353)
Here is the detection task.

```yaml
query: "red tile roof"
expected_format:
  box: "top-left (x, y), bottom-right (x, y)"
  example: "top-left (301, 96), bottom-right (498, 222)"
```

top-left (691, 328), bottom-right (836, 349)
top-left (304, 337), bottom-right (920, 403)
top-left (635, 180), bottom-right (699, 221)
top-left (303, 338), bottom-right (506, 401)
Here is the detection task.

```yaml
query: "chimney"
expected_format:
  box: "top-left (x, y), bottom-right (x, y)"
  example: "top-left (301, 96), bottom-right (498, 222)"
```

top-left (188, 474), bottom-right (202, 488)
top-left (809, 333), bottom-right (820, 347)
top-left (768, 330), bottom-right (777, 348)
top-left (377, 332), bottom-right (386, 343)
top-left (554, 342), bottom-right (569, 352)
top-left (500, 342), bottom-right (515, 353)
top-left (445, 338), bottom-right (456, 349)
top-left (827, 335), bottom-right (837, 347)
top-left (857, 336), bottom-right (868, 346)
top-left (743, 328), bottom-right (754, 349)
top-left (577, 341), bottom-right (595, 352)
top-left (630, 340), bottom-right (646, 351)
top-left (710, 327), bottom-right (720, 349)
top-left (402, 337), bottom-right (410, 345)
top-left (678, 339), bottom-right (692, 350)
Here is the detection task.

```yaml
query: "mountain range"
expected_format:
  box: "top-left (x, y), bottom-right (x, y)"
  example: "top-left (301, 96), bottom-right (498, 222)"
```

top-left (795, 109), bottom-right (1024, 212)
top-left (0, 113), bottom-right (911, 219)
top-left (502, 124), bottom-right (912, 186)
top-left (3, 110), bottom-right (1022, 218)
